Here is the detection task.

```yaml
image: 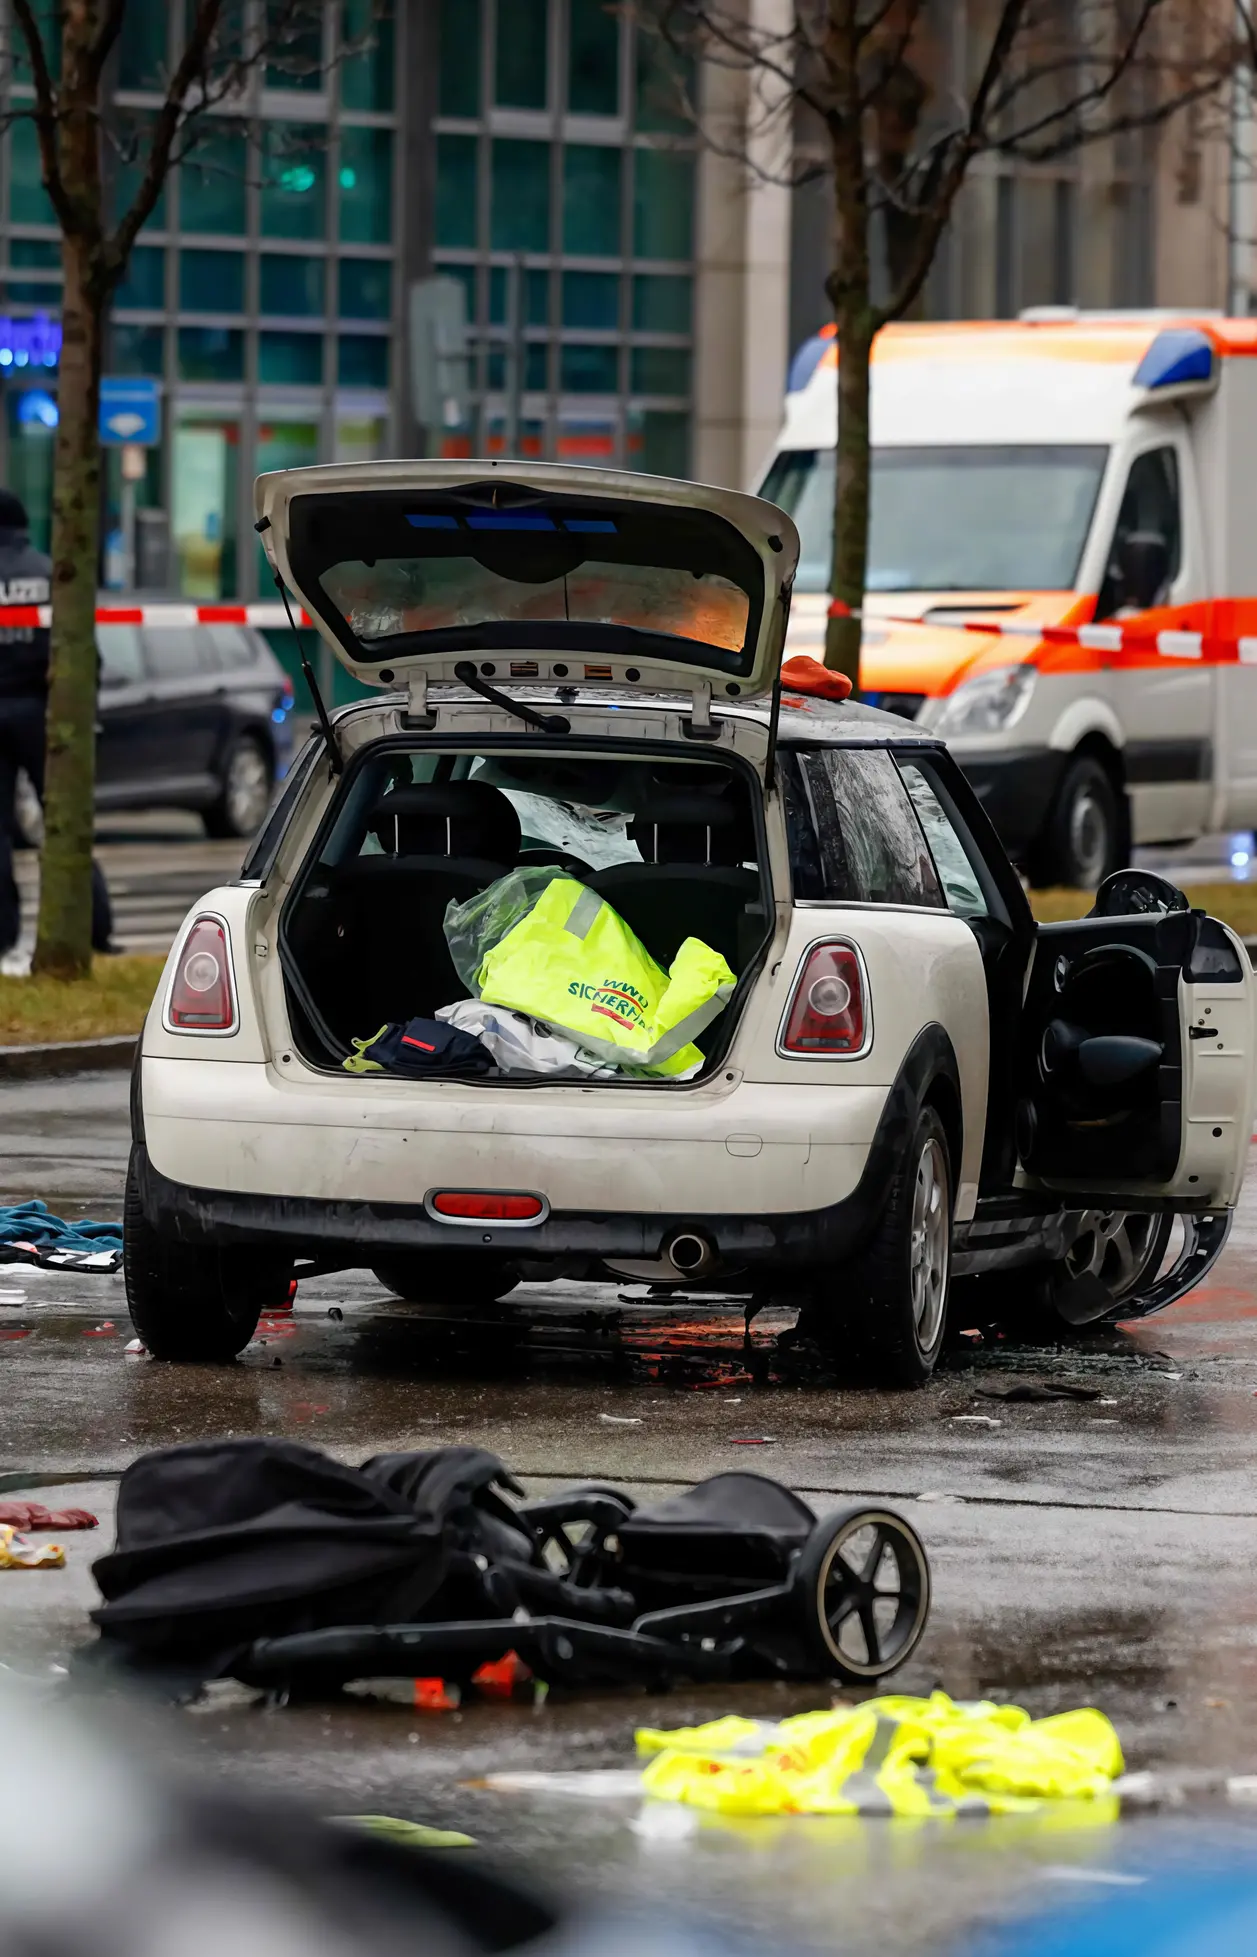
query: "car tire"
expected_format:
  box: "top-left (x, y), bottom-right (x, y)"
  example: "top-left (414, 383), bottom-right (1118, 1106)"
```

top-left (203, 735), bottom-right (273, 839)
top-left (959, 1210), bottom-right (1174, 1345)
top-left (829, 1104), bottom-right (952, 1387)
top-left (1027, 753), bottom-right (1123, 890)
top-left (372, 1255), bottom-right (520, 1306)
top-left (123, 1153), bottom-right (291, 1361)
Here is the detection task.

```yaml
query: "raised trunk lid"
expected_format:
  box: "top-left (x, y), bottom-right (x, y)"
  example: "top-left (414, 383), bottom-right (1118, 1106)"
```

top-left (255, 460), bottom-right (800, 705)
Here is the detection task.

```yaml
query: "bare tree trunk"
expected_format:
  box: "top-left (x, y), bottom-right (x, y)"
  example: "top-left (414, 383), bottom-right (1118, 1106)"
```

top-left (823, 16), bottom-right (876, 687)
top-left (34, 232), bottom-right (101, 979)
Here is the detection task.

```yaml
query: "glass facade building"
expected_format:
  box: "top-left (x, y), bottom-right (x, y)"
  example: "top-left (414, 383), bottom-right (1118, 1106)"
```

top-left (0, 0), bottom-right (397, 595)
top-left (432, 0), bottom-right (696, 477)
top-left (0, 1), bottom-right (703, 597)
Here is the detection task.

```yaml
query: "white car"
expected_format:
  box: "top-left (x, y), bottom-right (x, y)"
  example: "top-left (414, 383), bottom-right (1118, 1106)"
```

top-left (124, 461), bottom-right (1257, 1384)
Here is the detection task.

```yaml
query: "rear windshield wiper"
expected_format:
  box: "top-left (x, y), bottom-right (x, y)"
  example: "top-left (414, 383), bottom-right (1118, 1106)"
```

top-left (454, 660), bottom-right (570, 734)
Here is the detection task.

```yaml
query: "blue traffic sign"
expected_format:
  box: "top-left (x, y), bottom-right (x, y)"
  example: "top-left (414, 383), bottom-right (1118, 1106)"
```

top-left (99, 375), bottom-right (160, 446)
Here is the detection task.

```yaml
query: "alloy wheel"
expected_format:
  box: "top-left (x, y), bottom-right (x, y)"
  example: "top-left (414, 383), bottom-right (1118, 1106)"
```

top-left (910, 1134), bottom-right (949, 1350)
top-left (225, 740), bottom-right (271, 835)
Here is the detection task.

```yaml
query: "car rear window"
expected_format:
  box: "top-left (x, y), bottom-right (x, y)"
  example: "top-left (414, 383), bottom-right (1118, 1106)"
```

top-left (782, 746), bottom-right (945, 908)
top-left (142, 626), bottom-right (203, 678)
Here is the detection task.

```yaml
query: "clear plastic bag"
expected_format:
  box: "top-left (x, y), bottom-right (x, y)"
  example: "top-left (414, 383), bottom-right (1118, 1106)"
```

top-left (443, 867), bottom-right (567, 996)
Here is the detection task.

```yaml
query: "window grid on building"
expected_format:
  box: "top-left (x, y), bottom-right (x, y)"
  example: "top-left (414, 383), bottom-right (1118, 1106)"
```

top-left (0, 0), bottom-right (398, 601)
top-left (433, 0), bottom-right (696, 478)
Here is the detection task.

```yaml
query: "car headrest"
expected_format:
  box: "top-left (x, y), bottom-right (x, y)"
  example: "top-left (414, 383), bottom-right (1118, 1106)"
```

top-left (628, 791), bottom-right (749, 866)
top-left (371, 783), bottom-right (522, 862)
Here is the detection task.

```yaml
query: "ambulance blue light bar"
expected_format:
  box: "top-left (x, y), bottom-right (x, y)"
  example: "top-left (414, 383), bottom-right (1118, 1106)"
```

top-left (1133, 327), bottom-right (1215, 391)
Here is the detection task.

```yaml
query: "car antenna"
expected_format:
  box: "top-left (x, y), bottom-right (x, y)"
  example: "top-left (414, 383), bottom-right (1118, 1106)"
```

top-left (274, 573), bottom-right (342, 774)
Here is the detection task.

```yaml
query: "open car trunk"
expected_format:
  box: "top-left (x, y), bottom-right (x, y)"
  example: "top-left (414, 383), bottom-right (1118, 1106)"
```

top-left (279, 742), bottom-right (773, 1085)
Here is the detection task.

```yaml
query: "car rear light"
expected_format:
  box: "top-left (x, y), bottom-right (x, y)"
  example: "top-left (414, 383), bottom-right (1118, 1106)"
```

top-left (166, 916), bottom-right (236, 1032)
top-left (431, 1192), bottom-right (544, 1221)
top-left (780, 943), bottom-right (866, 1055)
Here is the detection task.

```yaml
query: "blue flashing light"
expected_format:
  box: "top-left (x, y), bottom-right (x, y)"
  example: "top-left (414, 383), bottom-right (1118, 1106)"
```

top-left (787, 331), bottom-right (830, 394)
top-left (564, 518), bottom-right (616, 533)
top-left (406, 513), bottom-right (458, 529)
top-left (466, 512), bottom-right (556, 530)
top-left (0, 312), bottom-right (60, 371)
top-left (271, 706), bottom-right (289, 724)
top-left (16, 388), bottom-right (57, 429)
top-left (1133, 327), bottom-right (1214, 391)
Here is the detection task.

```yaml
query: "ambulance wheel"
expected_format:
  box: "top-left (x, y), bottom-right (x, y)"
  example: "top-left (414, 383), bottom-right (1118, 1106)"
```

top-left (372, 1254), bottom-right (520, 1307)
top-left (1028, 753), bottom-right (1122, 890)
top-left (794, 1507), bottom-right (931, 1683)
top-left (843, 1105), bottom-right (951, 1387)
top-left (123, 1154), bottom-right (288, 1361)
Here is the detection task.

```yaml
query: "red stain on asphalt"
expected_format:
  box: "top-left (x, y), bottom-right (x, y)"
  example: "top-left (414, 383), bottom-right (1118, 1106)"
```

top-left (0, 1328), bottom-right (30, 1339)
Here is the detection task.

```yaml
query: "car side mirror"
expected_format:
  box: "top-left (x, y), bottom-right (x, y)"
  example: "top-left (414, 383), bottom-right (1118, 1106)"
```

top-left (1089, 869), bottom-right (1189, 918)
top-left (1116, 529), bottom-right (1171, 610)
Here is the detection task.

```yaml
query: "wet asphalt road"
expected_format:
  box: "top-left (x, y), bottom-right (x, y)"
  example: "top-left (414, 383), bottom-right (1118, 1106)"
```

top-left (6, 1072), bottom-right (1257, 1952)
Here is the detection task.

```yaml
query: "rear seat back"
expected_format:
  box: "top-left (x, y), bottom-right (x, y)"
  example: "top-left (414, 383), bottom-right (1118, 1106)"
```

top-left (328, 783), bottom-right (522, 1029)
top-left (589, 789), bottom-right (763, 973)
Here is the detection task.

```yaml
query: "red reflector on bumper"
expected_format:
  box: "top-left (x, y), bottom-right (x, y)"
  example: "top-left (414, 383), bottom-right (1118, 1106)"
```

top-left (432, 1192), bottom-right (543, 1220)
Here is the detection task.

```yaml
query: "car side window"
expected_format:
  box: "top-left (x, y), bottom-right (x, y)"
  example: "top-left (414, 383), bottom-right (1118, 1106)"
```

top-left (897, 760), bottom-right (990, 919)
top-left (204, 624), bottom-right (253, 669)
top-left (96, 623), bottom-right (142, 683)
top-left (142, 626), bottom-right (206, 679)
top-left (782, 747), bottom-right (945, 908)
top-left (1096, 446), bottom-right (1180, 619)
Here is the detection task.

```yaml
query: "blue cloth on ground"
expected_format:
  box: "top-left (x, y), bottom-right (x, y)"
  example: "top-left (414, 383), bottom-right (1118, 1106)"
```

top-left (0, 1199), bottom-right (123, 1271)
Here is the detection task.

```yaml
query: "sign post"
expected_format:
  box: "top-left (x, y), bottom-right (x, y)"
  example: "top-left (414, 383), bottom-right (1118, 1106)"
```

top-left (99, 378), bottom-right (161, 591)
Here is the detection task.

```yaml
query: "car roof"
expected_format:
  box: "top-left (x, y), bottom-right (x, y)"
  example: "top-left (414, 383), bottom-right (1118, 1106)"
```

top-left (329, 686), bottom-right (934, 745)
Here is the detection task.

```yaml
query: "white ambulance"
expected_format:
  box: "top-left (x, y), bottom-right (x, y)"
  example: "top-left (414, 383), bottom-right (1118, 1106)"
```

top-left (765, 311), bottom-right (1257, 886)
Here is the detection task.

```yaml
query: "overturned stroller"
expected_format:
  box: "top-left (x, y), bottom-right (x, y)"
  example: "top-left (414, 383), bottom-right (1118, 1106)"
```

top-left (86, 1440), bottom-right (931, 1694)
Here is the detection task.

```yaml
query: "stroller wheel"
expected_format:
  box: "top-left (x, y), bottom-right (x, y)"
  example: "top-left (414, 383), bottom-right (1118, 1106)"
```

top-left (793, 1508), bottom-right (930, 1683)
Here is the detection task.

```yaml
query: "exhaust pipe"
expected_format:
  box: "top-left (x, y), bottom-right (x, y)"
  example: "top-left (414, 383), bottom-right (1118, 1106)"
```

top-left (666, 1231), bottom-right (714, 1278)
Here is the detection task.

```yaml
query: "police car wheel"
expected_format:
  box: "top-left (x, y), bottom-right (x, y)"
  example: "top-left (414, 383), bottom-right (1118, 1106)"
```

top-left (793, 1506), bottom-right (931, 1682)
top-left (1029, 754), bottom-right (1121, 890)
top-left (203, 736), bottom-right (272, 839)
top-left (372, 1255), bottom-right (520, 1306)
top-left (123, 1153), bottom-right (289, 1361)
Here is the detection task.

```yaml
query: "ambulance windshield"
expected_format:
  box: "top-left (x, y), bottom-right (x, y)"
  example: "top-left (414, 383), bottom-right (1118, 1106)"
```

top-left (762, 444), bottom-right (1107, 594)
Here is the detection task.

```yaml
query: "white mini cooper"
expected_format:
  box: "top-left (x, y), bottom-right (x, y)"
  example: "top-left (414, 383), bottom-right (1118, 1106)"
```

top-left (124, 462), bottom-right (1256, 1384)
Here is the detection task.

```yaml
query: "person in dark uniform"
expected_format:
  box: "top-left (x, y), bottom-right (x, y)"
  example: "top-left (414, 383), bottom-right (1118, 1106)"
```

top-left (0, 490), bottom-right (113, 956)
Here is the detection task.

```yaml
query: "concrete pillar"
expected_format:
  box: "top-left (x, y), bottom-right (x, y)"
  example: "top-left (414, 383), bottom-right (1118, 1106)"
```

top-left (691, 0), bottom-right (792, 490)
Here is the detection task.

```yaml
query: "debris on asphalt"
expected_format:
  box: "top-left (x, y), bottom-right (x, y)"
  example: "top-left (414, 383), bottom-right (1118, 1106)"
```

top-left (327, 1306), bottom-right (343, 1320)
top-left (0, 1499), bottom-right (96, 1530)
top-left (478, 1770), bottom-right (645, 1798)
top-left (597, 1412), bottom-right (642, 1424)
top-left (82, 1321), bottom-right (116, 1337)
top-left (0, 1199), bottom-right (122, 1272)
top-left (124, 1337), bottom-right (148, 1356)
top-left (730, 1436), bottom-right (777, 1444)
top-left (977, 1382), bottom-right (1103, 1403)
top-left (951, 1415), bottom-right (1002, 1427)
top-left (0, 1523), bottom-right (65, 1568)
top-left (334, 1814), bottom-right (476, 1848)
top-left (635, 1693), bottom-right (1124, 1816)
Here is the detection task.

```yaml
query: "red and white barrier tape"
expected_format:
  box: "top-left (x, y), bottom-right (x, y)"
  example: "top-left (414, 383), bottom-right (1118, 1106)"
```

top-left (817, 598), bottom-right (1257, 664)
top-left (0, 602), bottom-right (313, 628)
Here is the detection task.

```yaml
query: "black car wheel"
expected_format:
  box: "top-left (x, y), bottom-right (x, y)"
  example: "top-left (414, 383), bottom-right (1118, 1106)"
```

top-left (372, 1254), bottom-right (520, 1306)
top-left (204, 735), bottom-right (273, 839)
top-left (124, 1152), bottom-right (291, 1360)
top-left (1028, 753), bottom-right (1123, 889)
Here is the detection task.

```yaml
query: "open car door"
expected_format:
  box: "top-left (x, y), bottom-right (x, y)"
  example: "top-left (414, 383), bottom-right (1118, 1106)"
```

top-left (1018, 884), bottom-right (1256, 1219)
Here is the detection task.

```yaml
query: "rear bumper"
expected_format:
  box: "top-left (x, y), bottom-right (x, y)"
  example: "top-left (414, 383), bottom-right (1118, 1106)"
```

top-left (952, 747), bottom-right (1065, 858)
top-left (133, 1031), bottom-right (946, 1275)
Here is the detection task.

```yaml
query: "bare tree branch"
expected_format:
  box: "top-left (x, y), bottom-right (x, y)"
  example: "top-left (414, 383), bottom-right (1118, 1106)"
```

top-left (8, 0), bottom-right (76, 232)
top-left (877, 0), bottom-right (1031, 327)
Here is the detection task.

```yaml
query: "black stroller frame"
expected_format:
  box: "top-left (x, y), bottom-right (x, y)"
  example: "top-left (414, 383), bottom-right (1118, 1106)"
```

top-left (238, 1473), bottom-right (931, 1694)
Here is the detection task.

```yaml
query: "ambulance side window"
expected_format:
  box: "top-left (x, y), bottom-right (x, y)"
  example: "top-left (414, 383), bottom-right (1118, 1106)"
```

top-left (1096, 447), bottom-right (1181, 619)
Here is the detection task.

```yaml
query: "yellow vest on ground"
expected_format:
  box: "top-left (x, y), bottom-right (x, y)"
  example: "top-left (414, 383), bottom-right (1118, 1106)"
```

top-left (635, 1692), bottom-right (1124, 1817)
